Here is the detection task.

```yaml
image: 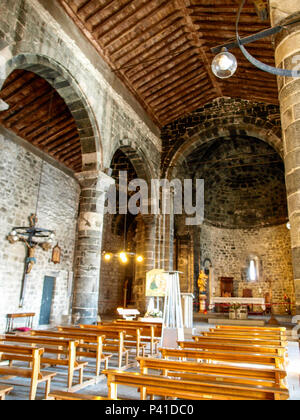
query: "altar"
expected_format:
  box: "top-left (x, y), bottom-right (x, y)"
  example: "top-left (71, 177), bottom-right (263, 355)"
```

top-left (211, 297), bottom-right (266, 311)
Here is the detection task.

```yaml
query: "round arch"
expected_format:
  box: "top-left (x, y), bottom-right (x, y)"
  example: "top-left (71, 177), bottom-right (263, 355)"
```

top-left (110, 138), bottom-right (156, 184)
top-left (1, 53), bottom-right (102, 172)
top-left (164, 118), bottom-right (283, 180)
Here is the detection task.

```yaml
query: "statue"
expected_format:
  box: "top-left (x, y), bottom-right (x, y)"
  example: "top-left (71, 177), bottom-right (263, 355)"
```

top-left (198, 270), bottom-right (208, 292)
top-left (198, 270), bottom-right (208, 314)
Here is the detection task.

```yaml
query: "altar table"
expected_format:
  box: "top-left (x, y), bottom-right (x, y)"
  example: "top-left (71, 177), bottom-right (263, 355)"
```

top-left (211, 297), bottom-right (266, 311)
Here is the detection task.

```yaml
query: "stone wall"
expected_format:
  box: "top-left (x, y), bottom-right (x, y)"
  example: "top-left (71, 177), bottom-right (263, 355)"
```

top-left (200, 223), bottom-right (295, 315)
top-left (0, 129), bottom-right (80, 332)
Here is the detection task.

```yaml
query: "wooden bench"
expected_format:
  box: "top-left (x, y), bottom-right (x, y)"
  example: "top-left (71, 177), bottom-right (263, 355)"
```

top-left (4, 334), bottom-right (85, 390)
top-left (207, 328), bottom-right (287, 342)
top-left (30, 330), bottom-right (107, 380)
top-left (103, 369), bottom-right (289, 400)
top-left (213, 326), bottom-right (287, 339)
top-left (48, 390), bottom-right (112, 400)
top-left (159, 347), bottom-right (285, 369)
top-left (114, 321), bottom-right (162, 355)
top-left (6, 313), bottom-right (35, 333)
top-left (136, 357), bottom-right (287, 388)
top-left (58, 326), bottom-right (129, 369)
top-left (80, 324), bottom-right (147, 358)
top-left (215, 325), bottom-right (286, 333)
top-left (178, 340), bottom-right (287, 359)
top-left (199, 333), bottom-right (288, 348)
top-left (0, 344), bottom-right (56, 400)
top-left (0, 385), bottom-right (13, 400)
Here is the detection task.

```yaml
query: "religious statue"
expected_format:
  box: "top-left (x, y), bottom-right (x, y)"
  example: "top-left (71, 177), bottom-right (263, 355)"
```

top-left (198, 270), bottom-right (208, 314)
top-left (24, 241), bottom-right (37, 274)
top-left (198, 270), bottom-right (208, 293)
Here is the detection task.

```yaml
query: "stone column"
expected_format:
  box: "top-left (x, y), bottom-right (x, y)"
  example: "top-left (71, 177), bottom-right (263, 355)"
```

top-left (72, 171), bottom-right (115, 324)
top-left (270, 1), bottom-right (300, 312)
top-left (134, 214), bottom-right (158, 313)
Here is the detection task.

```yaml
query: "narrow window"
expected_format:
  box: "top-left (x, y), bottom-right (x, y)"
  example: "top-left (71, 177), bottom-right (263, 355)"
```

top-left (248, 258), bottom-right (259, 282)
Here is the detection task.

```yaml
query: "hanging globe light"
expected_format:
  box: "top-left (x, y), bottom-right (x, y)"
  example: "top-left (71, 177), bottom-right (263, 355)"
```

top-left (211, 48), bottom-right (238, 79)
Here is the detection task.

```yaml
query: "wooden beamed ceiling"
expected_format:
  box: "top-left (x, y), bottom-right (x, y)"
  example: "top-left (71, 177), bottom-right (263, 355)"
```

top-left (59, 0), bottom-right (279, 127)
top-left (0, 70), bottom-right (82, 172)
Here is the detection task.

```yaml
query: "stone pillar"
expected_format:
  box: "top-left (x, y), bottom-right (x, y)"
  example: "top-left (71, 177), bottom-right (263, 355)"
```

top-left (270, 1), bottom-right (300, 312)
top-left (134, 214), bottom-right (158, 313)
top-left (72, 171), bottom-right (115, 324)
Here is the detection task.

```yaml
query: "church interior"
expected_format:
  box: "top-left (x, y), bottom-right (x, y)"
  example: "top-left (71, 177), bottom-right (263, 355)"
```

top-left (0, 0), bottom-right (299, 401)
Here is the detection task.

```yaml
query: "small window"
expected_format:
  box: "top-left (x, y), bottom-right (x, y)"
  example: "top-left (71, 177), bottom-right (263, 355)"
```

top-left (247, 257), bottom-right (259, 282)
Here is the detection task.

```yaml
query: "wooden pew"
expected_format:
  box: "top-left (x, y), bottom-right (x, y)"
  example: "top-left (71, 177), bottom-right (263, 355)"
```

top-left (80, 324), bottom-right (147, 358)
top-left (199, 333), bottom-right (288, 348)
top-left (4, 334), bottom-right (84, 390)
top-left (159, 347), bottom-right (284, 369)
top-left (48, 391), bottom-right (112, 400)
top-left (212, 326), bottom-right (287, 339)
top-left (215, 325), bottom-right (286, 334)
top-left (136, 357), bottom-right (287, 388)
top-left (0, 385), bottom-right (13, 400)
top-left (30, 330), bottom-right (108, 378)
top-left (103, 370), bottom-right (289, 400)
top-left (57, 327), bottom-right (128, 369)
top-left (114, 320), bottom-right (162, 355)
top-left (0, 344), bottom-right (56, 400)
top-left (178, 340), bottom-right (287, 358)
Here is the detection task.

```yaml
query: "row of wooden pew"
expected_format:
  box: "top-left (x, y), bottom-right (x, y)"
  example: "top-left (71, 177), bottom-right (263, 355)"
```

top-left (48, 324), bottom-right (290, 401)
top-left (0, 323), bottom-right (290, 400)
top-left (0, 320), bottom-right (162, 399)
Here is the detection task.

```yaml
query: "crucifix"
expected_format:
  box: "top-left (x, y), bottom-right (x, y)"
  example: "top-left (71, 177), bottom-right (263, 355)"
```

top-left (7, 214), bottom-right (55, 308)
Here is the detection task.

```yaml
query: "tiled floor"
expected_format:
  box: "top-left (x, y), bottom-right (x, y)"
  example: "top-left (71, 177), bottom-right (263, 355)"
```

top-left (2, 320), bottom-right (300, 400)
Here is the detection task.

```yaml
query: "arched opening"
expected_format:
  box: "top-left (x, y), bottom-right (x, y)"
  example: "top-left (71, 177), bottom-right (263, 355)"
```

top-left (169, 133), bottom-right (294, 316)
top-left (99, 147), bottom-right (152, 316)
top-left (0, 56), bottom-right (102, 329)
top-left (2, 54), bottom-right (102, 171)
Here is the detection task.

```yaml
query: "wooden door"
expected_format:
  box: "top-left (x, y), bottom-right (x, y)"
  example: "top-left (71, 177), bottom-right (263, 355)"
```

top-left (39, 276), bottom-right (55, 325)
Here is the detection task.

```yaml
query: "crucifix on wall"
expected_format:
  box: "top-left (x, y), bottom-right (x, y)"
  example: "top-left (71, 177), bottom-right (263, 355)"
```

top-left (7, 214), bottom-right (55, 308)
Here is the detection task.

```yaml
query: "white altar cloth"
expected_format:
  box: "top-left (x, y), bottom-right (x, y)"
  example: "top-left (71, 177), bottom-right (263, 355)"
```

top-left (211, 297), bottom-right (266, 310)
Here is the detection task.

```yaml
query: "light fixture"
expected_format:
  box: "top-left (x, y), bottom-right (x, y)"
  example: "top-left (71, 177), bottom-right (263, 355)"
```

top-left (211, 48), bottom-right (238, 79)
top-left (211, 0), bottom-right (300, 79)
top-left (102, 251), bottom-right (144, 264)
top-left (287, 222), bottom-right (291, 230)
top-left (104, 252), bottom-right (112, 261)
top-left (119, 252), bottom-right (128, 264)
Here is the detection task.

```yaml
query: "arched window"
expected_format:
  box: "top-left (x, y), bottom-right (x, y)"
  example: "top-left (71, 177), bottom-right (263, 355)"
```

top-left (247, 256), bottom-right (259, 282)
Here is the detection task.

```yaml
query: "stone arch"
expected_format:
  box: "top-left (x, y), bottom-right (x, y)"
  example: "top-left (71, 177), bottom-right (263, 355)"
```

top-left (164, 118), bottom-right (283, 180)
top-left (1, 53), bottom-right (102, 171)
top-left (110, 138), bottom-right (155, 184)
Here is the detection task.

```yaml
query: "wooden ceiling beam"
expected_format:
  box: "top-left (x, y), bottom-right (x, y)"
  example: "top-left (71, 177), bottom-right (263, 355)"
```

top-left (110, 11), bottom-right (184, 59)
top-left (3, 92), bottom-right (55, 127)
top-left (82, 0), bottom-right (129, 25)
top-left (46, 136), bottom-right (80, 155)
top-left (175, 0), bottom-right (223, 98)
top-left (160, 92), bottom-right (216, 124)
top-left (27, 119), bottom-right (75, 144)
top-left (114, 25), bottom-right (187, 69)
top-left (143, 67), bottom-right (206, 101)
top-left (126, 42), bottom-right (191, 82)
top-left (50, 135), bottom-right (80, 155)
top-left (150, 76), bottom-right (209, 109)
top-left (90, 0), bottom-right (141, 34)
top-left (136, 54), bottom-right (199, 92)
top-left (99, 0), bottom-right (172, 48)
top-left (153, 81), bottom-right (212, 113)
top-left (36, 124), bottom-right (78, 147)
